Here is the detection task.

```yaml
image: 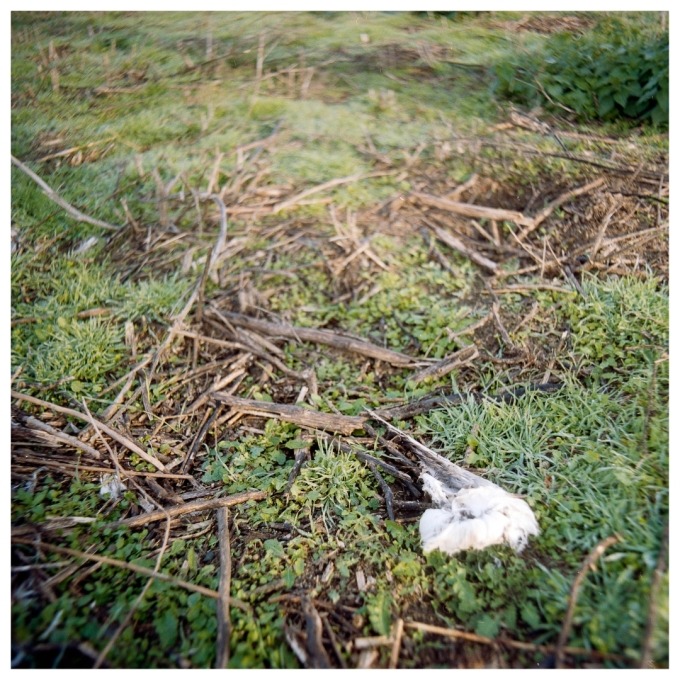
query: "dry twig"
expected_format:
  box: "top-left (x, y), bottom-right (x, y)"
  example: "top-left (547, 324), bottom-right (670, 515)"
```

top-left (365, 461), bottom-right (394, 520)
top-left (11, 538), bottom-right (250, 611)
top-left (285, 447), bottom-right (311, 492)
top-left (425, 220), bottom-right (498, 272)
top-left (491, 283), bottom-right (576, 295)
top-left (10, 452), bottom-right (192, 480)
top-left (181, 405), bottom-right (223, 474)
top-left (215, 507), bottom-right (232, 669)
top-left (517, 177), bottom-right (605, 241)
top-left (303, 597), bottom-right (332, 668)
top-left (11, 155), bottom-right (123, 231)
top-left (213, 310), bottom-right (426, 367)
top-left (491, 301), bottom-right (514, 348)
top-left (389, 618), bottom-right (404, 669)
top-left (11, 390), bottom-right (167, 472)
top-left (408, 346), bottom-right (479, 384)
top-left (108, 490), bottom-right (267, 529)
top-left (212, 393), bottom-right (365, 436)
top-left (321, 615), bottom-right (347, 668)
top-left (405, 621), bottom-right (628, 663)
top-left (591, 196), bottom-right (624, 260)
top-left (11, 413), bottom-right (102, 460)
top-left (555, 535), bottom-right (620, 668)
top-left (413, 191), bottom-right (534, 228)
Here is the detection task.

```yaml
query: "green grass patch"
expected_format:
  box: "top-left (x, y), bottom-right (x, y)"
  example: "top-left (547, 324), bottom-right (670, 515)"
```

top-left (419, 275), bottom-right (668, 662)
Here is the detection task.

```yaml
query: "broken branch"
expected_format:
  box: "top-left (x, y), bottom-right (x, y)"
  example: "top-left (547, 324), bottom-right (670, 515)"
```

top-left (212, 393), bottom-right (365, 436)
top-left (412, 191), bottom-right (534, 228)
top-left (408, 345), bottom-right (479, 384)
top-left (518, 177), bottom-right (605, 241)
top-left (11, 412), bottom-right (102, 460)
top-left (109, 490), bottom-right (267, 529)
top-left (425, 221), bottom-right (498, 272)
top-left (212, 310), bottom-right (425, 367)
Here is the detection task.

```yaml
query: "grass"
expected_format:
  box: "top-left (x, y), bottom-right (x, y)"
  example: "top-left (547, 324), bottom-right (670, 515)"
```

top-left (11, 10), bottom-right (668, 669)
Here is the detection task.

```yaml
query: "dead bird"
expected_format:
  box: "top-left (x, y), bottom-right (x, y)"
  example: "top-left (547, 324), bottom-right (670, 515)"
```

top-left (419, 473), bottom-right (539, 555)
top-left (368, 409), bottom-right (539, 556)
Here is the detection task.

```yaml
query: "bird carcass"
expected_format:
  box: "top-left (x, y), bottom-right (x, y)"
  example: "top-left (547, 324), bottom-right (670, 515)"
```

top-left (368, 411), bottom-right (539, 556)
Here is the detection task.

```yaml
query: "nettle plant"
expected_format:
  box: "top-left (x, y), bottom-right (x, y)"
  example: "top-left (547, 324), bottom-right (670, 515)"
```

top-left (494, 20), bottom-right (668, 125)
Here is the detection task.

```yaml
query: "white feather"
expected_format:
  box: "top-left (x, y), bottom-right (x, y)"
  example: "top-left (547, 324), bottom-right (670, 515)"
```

top-left (419, 477), bottom-right (539, 555)
top-left (420, 472), bottom-right (454, 505)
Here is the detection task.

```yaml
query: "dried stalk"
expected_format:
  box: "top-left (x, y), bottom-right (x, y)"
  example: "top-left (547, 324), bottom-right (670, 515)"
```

top-left (303, 597), bottom-right (332, 668)
top-left (491, 283), bottom-right (576, 295)
top-left (591, 196), bottom-right (624, 259)
top-left (414, 178), bottom-right (604, 245)
top-left (181, 405), bottom-right (223, 474)
top-left (517, 177), bottom-right (605, 241)
top-left (413, 191), bottom-right (534, 228)
top-left (367, 410), bottom-right (495, 491)
top-left (11, 413), bottom-right (102, 459)
top-left (10, 452), bottom-right (192, 479)
top-left (213, 310), bottom-right (425, 367)
top-left (408, 345), bottom-right (479, 384)
top-left (425, 221), bottom-right (498, 272)
top-left (389, 618), bottom-right (404, 669)
top-left (108, 490), bottom-right (267, 529)
top-left (212, 393), bottom-right (365, 436)
top-left (215, 507), bottom-right (232, 669)
top-left (555, 535), bottom-right (620, 668)
top-left (11, 390), bottom-right (166, 472)
top-left (11, 537), bottom-right (250, 611)
top-left (11, 155), bottom-right (122, 231)
top-left (491, 301), bottom-right (514, 347)
top-left (365, 461), bottom-right (394, 520)
top-left (405, 621), bottom-right (628, 663)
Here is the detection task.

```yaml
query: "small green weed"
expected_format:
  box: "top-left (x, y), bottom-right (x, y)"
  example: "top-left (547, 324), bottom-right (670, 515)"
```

top-left (118, 275), bottom-right (188, 323)
top-left (563, 274), bottom-right (668, 385)
top-left (287, 442), bottom-right (380, 528)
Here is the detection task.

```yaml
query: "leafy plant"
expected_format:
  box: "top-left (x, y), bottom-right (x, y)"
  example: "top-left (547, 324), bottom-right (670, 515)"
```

top-left (493, 18), bottom-right (668, 124)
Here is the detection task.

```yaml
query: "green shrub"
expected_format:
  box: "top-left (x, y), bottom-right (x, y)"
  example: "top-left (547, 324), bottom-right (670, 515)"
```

top-left (493, 20), bottom-right (668, 125)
